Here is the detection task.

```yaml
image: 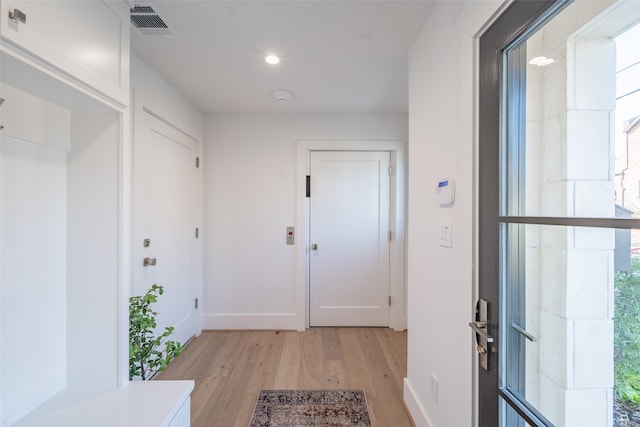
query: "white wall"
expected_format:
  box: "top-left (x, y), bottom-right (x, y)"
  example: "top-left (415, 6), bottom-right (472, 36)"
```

top-left (131, 55), bottom-right (204, 142)
top-left (203, 113), bottom-right (407, 329)
top-left (67, 112), bottom-right (121, 388)
top-left (404, 2), bottom-right (502, 427)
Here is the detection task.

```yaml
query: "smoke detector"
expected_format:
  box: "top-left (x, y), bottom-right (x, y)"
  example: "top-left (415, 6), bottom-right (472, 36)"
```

top-left (130, 2), bottom-right (178, 38)
top-left (272, 89), bottom-right (294, 104)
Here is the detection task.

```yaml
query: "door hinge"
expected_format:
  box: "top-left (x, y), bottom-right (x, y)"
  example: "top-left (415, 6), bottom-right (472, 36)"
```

top-left (388, 296), bottom-right (392, 306)
top-left (0, 98), bottom-right (5, 130)
top-left (306, 176), bottom-right (311, 198)
top-left (196, 157), bottom-right (200, 168)
top-left (388, 166), bottom-right (392, 176)
top-left (195, 227), bottom-right (199, 238)
top-left (195, 298), bottom-right (198, 309)
top-left (388, 231), bottom-right (392, 241)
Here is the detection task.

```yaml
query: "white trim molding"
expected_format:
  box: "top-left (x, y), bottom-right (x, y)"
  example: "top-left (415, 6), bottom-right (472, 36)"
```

top-left (404, 378), bottom-right (435, 427)
top-left (202, 313), bottom-right (298, 330)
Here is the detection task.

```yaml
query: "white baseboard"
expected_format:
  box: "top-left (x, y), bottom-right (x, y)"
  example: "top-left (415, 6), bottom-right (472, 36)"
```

top-left (404, 378), bottom-right (435, 427)
top-left (202, 313), bottom-right (297, 330)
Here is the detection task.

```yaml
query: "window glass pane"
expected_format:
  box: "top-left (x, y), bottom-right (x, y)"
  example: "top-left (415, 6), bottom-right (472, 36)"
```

top-left (615, 22), bottom-right (640, 220)
top-left (503, 1), bottom-right (640, 219)
top-left (502, 223), bottom-right (640, 426)
top-left (501, 398), bottom-right (536, 427)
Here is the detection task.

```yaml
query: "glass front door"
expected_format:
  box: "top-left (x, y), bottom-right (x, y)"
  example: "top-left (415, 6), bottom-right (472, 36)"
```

top-left (477, 0), bottom-right (640, 425)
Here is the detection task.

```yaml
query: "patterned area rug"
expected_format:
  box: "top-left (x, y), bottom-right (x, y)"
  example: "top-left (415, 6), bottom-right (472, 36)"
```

top-left (249, 389), bottom-right (372, 427)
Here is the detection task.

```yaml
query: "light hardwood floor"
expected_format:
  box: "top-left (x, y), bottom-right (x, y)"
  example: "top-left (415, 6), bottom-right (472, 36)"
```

top-left (156, 328), bottom-right (413, 427)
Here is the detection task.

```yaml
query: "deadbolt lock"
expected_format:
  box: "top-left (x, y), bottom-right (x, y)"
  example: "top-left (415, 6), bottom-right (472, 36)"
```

top-left (143, 257), bottom-right (157, 267)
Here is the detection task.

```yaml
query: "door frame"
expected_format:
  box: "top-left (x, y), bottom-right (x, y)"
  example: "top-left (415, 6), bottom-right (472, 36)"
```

top-left (475, 1), bottom-right (575, 425)
top-left (295, 140), bottom-right (406, 331)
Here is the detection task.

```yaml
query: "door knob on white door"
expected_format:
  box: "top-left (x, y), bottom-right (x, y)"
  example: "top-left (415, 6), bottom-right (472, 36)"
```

top-left (311, 244), bottom-right (318, 250)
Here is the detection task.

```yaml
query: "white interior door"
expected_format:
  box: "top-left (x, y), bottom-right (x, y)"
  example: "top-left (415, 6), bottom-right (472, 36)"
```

top-left (133, 110), bottom-right (197, 345)
top-left (309, 150), bottom-right (390, 326)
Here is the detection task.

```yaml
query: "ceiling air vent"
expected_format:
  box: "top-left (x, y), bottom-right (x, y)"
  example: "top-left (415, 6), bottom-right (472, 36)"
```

top-left (130, 3), bottom-right (178, 38)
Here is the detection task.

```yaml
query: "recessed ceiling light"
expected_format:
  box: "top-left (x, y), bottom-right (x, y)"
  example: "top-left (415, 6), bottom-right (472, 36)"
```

top-left (529, 56), bottom-right (554, 66)
top-left (265, 55), bottom-right (280, 65)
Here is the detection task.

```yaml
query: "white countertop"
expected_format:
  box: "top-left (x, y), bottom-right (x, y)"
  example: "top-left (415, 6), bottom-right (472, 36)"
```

top-left (11, 380), bottom-right (194, 427)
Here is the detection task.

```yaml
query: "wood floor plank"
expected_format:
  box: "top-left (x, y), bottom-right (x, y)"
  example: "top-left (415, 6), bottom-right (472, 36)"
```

top-left (215, 331), bottom-right (271, 426)
top-left (273, 332), bottom-right (302, 389)
top-left (320, 327), bottom-right (343, 360)
top-left (374, 328), bottom-right (407, 391)
top-left (339, 328), bottom-right (376, 394)
top-left (187, 333), bottom-right (246, 426)
top-left (234, 331), bottom-right (287, 426)
top-left (154, 328), bottom-right (413, 427)
top-left (298, 328), bottom-right (323, 389)
top-left (189, 364), bottom-right (233, 426)
top-left (355, 328), bottom-right (408, 426)
top-left (323, 359), bottom-right (349, 389)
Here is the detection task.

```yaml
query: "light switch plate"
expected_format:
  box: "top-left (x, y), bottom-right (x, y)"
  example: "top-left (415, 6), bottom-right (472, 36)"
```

top-left (439, 219), bottom-right (452, 248)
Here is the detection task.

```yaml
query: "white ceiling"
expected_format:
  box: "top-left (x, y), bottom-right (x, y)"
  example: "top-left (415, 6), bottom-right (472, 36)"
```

top-left (130, 1), bottom-right (436, 114)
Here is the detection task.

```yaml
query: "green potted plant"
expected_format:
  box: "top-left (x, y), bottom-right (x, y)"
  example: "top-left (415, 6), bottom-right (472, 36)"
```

top-left (129, 284), bottom-right (184, 380)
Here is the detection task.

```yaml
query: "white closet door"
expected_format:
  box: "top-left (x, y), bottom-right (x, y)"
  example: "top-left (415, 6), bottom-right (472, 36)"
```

top-left (133, 110), bottom-right (197, 345)
top-left (309, 150), bottom-right (390, 326)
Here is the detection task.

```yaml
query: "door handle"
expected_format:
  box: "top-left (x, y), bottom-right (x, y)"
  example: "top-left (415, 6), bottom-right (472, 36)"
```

top-left (469, 321), bottom-right (494, 343)
top-left (311, 243), bottom-right (318, 250)
top-left (471, 298), bottom-right (493, 371)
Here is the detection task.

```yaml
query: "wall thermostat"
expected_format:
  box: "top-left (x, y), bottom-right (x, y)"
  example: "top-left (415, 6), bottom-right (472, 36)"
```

top-left (437, 178), bottom-right (455, 206)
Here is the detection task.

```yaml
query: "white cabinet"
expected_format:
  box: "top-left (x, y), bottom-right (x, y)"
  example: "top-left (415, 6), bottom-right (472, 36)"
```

top-left (167, 395), bottom-right (191, 427)
top-left (1, 3), bottom-right (193, 426)
top-left (1, 80), bottom-right (126, 427)
top-left (0, 0), bottom-right (129, 106)
top-left (9, 381), bottom-right (195, 427)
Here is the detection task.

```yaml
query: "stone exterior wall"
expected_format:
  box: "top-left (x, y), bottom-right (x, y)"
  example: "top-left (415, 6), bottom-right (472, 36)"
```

top-left (522, 2), bottom-right (617, 425)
